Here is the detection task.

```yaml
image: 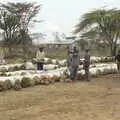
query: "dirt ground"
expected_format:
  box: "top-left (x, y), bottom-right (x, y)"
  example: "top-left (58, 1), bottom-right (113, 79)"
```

top-left (0, 74), bottom-right (120, 120)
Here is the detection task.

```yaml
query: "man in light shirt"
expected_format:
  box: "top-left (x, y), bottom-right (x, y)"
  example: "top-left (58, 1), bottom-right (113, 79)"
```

top-left (36, 47), bottom-right (45, 70)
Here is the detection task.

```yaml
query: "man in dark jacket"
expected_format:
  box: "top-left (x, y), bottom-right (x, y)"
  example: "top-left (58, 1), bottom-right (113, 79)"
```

top-left (83, 49), bottom-right (90, 81)
top-left (115, 50), bottom-right (120, 72)
top-left (68, 46), bottom-right (80, 81)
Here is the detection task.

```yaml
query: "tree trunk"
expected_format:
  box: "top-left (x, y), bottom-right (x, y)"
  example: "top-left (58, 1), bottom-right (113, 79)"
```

top-left (23, 46), bottom-right (29, 61)
top-left (113, 45), bottom-right (117, 56)
top-left (110, 43), bottom-right (117, 56)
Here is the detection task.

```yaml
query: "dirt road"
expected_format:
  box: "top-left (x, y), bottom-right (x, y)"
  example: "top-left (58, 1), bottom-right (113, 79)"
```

top-left (0, 74), bottom-right (120, 120)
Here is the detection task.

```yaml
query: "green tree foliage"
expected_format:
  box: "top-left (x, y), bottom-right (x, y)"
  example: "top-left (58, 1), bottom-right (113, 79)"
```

top-left (0, 9), bottom-right (20, 54)
top-left (74, 9), bottom-right (120, 56)
top-left (1, 2), bottom-right (41, 31)
top-left (0, 2), bottom-right (41, 58)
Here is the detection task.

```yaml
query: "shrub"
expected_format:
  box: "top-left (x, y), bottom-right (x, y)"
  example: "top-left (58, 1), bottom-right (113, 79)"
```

top-left (4, 80), bottom-right (12, 90)
top-left (13, 80), bottom-right (22, 91)
top-left (21, 77), bottom-right (33, 88)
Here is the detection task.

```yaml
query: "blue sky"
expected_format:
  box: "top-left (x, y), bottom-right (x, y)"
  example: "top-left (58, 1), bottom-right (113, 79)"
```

top-left (1, 0), bottom-right (120, 35)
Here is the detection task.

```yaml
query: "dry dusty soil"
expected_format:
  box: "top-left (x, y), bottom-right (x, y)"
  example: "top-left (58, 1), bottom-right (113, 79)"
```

top-left (0, 74), bottom-right (120, 120)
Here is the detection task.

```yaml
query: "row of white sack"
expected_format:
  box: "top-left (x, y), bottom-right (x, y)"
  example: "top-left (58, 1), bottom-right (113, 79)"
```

top-left (0, 63), bottom-right (117, 85)
top-left (43, 56), bottom-right (114, 65)
top-left (33, 56), bottom-right (114, 66)
top-left (24, 62), bottom-right (118, 71)
top-left (0, 62), bottom-right (58, 72)
top-left (0, 56), bottom-right (114, 70)
top-left (0, 62), bottom-right (117, 72)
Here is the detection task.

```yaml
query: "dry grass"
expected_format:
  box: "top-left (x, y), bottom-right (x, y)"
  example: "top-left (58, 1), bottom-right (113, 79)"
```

top-left (0, 74), bottom-right (120, 120)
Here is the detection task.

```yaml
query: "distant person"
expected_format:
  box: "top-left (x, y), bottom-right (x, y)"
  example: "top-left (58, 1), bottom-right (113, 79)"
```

top-left (36, 47), bottom-right (45, 71)
top-left (115, 49), bottom-right (120, 72)
top-left (83, 49), bottom-right (90, 81)
top-left (68, 46), bottom-right (80, 81)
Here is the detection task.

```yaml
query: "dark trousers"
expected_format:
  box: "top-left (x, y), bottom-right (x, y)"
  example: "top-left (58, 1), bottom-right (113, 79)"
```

top-left (84, 68), bottom-right (90, 81)
top-left (69, 66), bottom-right (78, 80)
top-left (37, 62), bottom-right (43, 70)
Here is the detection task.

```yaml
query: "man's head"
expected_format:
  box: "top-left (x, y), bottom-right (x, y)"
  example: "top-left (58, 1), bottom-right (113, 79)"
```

top-left (39, 47), bottom-right (44, 52)
top-left (70, 51), bottom-right (73, 54)
top-left (73, 46), bottom-right (78, 53)
top-left (85, 49), bottom-right (90, 53)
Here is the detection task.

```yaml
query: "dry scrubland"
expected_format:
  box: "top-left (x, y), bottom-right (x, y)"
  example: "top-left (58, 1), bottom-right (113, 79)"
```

top-left (0, 74), bottom-right (120, 120)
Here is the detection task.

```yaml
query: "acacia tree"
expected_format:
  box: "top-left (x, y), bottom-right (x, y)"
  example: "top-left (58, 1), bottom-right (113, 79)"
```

top-left (17, 29), bottom-right (32, 59)
top-left (1, 2), bottom-right (41, 58)
top-left (0, 9), bottom-right (20, 55)
top-left (74, 9), bottom-right (120, 56)
top-left (1, 2), bottom-right (41, 31)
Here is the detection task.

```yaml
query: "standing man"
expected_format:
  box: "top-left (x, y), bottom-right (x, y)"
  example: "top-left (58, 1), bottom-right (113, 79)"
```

top-left (69, 46), bottom-right (80, 81)
top-left (115, 49), bottom-right (120, 73)
top-left (83, 49), bottom-right (90, 81)
top-left (36, 47), bottom-right (45, 71)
